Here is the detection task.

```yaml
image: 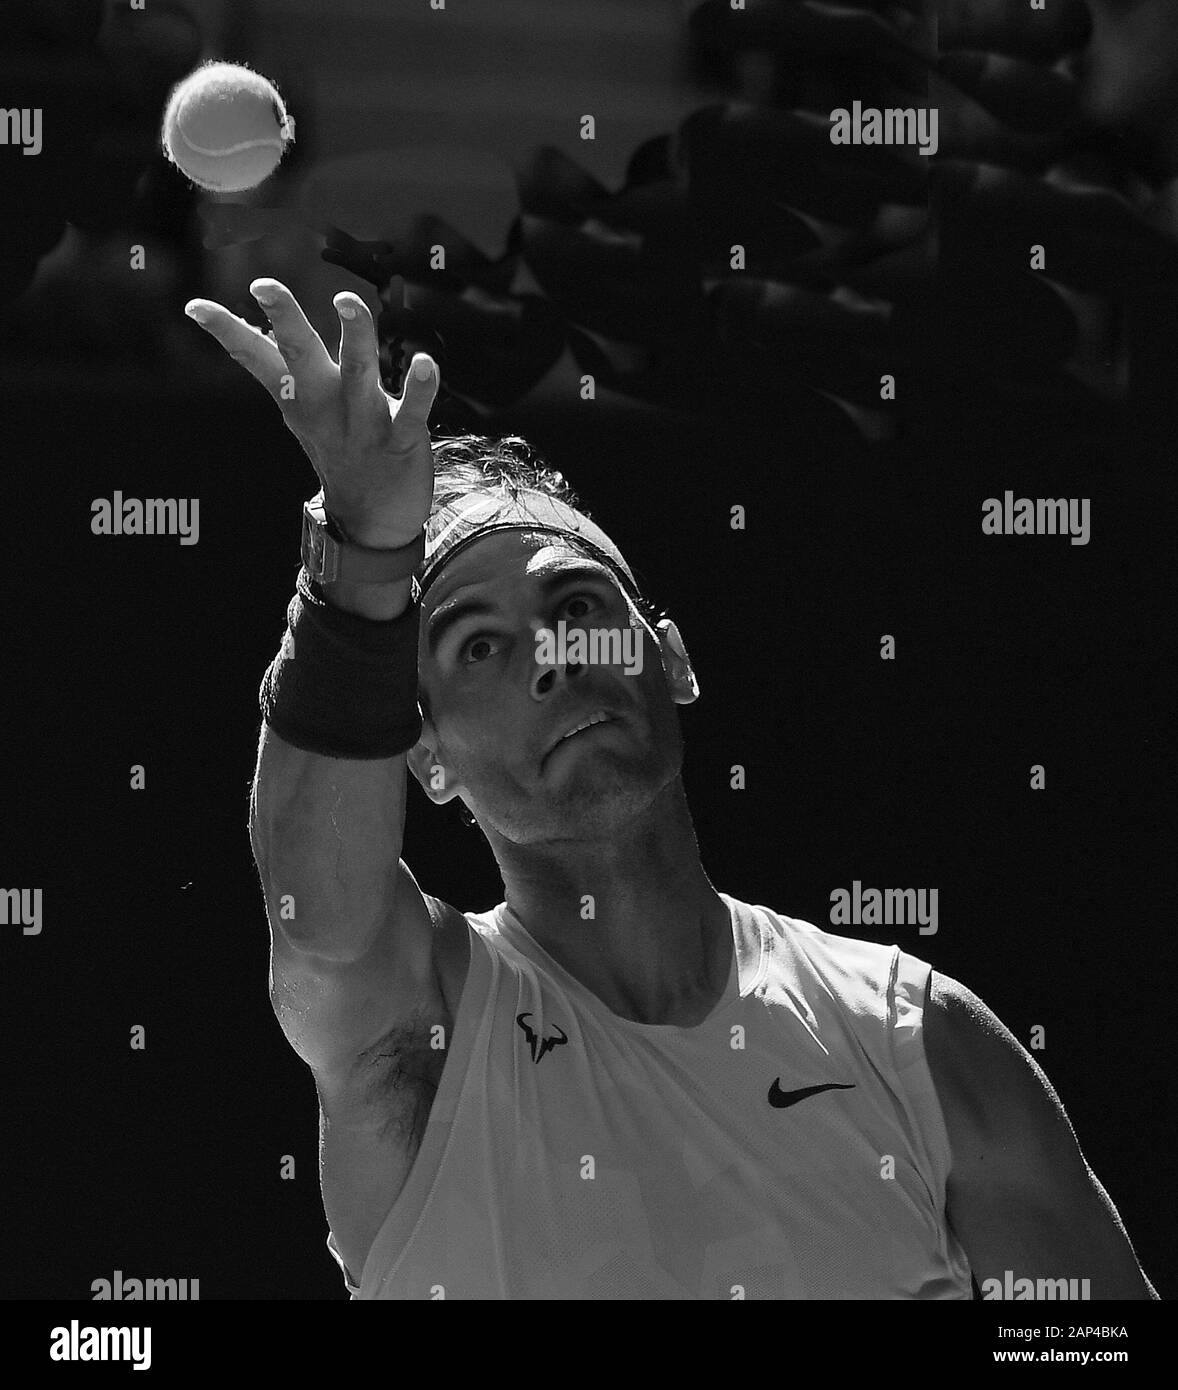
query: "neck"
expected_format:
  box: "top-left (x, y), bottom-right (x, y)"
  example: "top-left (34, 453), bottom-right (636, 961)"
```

top-left (488, 779), bottom-right (732, 1025)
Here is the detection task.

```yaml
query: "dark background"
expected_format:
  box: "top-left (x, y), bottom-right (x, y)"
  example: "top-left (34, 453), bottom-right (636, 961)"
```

top-left (1, 0), bottom-right (1175, 1300)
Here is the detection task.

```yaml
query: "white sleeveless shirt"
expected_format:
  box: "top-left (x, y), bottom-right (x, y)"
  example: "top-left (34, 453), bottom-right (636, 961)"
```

top-left (327, 893), bottom-right (973, 1299)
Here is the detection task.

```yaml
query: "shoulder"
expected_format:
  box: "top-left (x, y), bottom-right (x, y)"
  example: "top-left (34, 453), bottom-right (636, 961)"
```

top-left (760, 909), bottom-right (903, 987)
top-left (924, 972), bottom-right (1048, 1101)
top-left (921, 972), bottom-right (1156, 1298)
top-left (754, 909), bottom-right (939, 1058)
top-left (922, 971), bottom-right (1073, 1180)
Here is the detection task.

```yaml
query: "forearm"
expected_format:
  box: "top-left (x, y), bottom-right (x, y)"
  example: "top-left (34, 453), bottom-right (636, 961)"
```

top-left (187, 274), bottom-right (440, 961)
top-left (249, 567), bottom-right (418, 960)
top-left (319, 508), bottom-right (417, 620)
top-left (249, 721), bottom-right (409, 961)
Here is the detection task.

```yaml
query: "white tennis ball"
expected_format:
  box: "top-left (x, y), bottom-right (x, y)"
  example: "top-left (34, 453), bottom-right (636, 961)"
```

top-left (162, 61), bottom-right (294, 193)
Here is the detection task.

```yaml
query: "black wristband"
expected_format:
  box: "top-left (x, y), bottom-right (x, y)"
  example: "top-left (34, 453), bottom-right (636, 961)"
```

top-left (258, 566), bottom-right (423, 759)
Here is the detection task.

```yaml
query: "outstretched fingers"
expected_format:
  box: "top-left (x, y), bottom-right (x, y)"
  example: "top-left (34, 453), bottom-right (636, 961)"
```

top-left (389, 353), bottom-right (440, 435)
top-left (184, 298), bottom-right (291, 401)
top-left (185, 283), bottom-right (442, 449)
top-left (248, 278), bottom-right (335, 386)
top-left (333, 291), bottom-right (382, 404)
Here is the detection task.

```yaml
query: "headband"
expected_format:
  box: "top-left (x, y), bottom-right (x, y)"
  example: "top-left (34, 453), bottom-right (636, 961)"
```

top-left (417, 490), bottom-right (646, 607)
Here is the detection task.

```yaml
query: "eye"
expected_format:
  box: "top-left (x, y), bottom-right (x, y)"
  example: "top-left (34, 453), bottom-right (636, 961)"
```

top-left (460, 634), bottom-right (502, 665)
top-left (563, 594), bottom-right (595, 620)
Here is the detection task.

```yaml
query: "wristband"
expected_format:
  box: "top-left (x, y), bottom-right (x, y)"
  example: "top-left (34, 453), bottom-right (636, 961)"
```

top-left (259, 566), bottom-right (423, 759)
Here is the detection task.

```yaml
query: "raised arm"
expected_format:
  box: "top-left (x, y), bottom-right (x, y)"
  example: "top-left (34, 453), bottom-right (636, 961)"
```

top-left (187, 278), bottom-right (449, 1074)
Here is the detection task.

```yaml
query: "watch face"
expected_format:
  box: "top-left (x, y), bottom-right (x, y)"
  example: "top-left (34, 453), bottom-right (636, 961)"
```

top-left (302, 508), bottom-right (334, 580)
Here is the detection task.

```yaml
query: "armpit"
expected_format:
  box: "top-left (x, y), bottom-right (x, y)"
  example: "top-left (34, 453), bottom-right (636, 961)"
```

top-left (350, 1009), bottom-right (447, 1144)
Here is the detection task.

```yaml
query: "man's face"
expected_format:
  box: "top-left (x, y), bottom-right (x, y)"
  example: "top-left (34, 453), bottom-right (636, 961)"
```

top-left (412, 530), bottom-right (692, 845)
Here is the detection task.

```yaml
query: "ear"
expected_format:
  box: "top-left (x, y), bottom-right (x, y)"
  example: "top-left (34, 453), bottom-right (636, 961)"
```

top-left (406, 739), bottom-right (465, 806)
top-left (655, 618), bottom-right (700, 705)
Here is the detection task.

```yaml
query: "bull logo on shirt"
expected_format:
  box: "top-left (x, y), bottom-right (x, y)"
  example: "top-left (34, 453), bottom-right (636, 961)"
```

top-left (516, 1012), bottom-right (569, 1064)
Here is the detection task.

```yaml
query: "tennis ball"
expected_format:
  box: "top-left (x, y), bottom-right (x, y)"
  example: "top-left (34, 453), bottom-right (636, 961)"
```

top-left (161, 61), bottom-right (294, 193)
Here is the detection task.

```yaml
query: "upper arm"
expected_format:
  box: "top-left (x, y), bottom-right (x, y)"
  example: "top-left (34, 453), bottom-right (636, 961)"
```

top-left (268, 859), bottom-right (455, 1079)
top-left (923, 971), bottom-right (1156, 1299)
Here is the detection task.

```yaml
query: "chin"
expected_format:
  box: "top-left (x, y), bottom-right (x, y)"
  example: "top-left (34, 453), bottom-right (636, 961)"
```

top-left (544, 762), bottom-right (676, 839)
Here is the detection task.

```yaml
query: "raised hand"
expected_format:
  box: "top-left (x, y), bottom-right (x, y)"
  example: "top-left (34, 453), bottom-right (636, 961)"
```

top-left (184, 279), bottom-right (439, 548)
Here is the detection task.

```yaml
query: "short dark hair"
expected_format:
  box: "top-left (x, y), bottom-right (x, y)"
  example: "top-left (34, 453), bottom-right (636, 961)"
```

top-left (431, 432), bottom-right (584, 514)
top-left (428, 432), bottom-right (665, 630)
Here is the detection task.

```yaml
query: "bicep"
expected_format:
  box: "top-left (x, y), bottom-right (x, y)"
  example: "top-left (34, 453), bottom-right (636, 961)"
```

top-left (269, 859), bottom-right (450, 1077)
top-left (925, 972), bottom-right (1156, 1299)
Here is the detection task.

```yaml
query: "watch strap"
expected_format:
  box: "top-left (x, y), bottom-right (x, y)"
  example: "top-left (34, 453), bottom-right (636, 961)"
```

top-left (301, 491), bottom-right (425, 585)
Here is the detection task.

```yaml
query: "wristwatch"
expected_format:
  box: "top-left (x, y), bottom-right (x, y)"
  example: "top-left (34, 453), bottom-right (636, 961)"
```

top-left (300, 490), bottom-right (425, 590)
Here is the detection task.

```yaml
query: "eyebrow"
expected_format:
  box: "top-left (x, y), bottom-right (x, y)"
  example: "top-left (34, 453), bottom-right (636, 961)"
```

top-left (426, 563), bottom-right (619, 658)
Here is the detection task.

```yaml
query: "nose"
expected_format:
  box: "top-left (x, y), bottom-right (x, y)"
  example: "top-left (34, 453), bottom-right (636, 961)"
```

top-left (532, 642), bottom-right (586, 698)
top-left (533, 660), bottom-right (586, 697)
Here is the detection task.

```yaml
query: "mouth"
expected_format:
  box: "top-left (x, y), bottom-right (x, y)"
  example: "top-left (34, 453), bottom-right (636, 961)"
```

top-left (544, 709), bottom-right (617, 762)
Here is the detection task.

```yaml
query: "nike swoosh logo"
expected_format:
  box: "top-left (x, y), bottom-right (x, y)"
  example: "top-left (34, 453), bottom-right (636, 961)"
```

top-left (768, 1079), bottom-right (856, 1109)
